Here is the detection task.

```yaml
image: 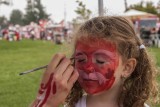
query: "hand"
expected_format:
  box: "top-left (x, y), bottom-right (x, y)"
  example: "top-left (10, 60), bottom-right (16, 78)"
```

top-left (30, 53), bottom-right (79, 107)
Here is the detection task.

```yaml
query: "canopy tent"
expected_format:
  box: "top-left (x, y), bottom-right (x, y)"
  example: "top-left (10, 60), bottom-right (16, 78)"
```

top-left (121, 9), bottom-right (158, 20)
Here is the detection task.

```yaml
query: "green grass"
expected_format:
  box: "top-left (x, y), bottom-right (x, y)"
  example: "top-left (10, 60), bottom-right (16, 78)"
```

top-left (0, 40), bottom-right (72, 107)
top-left (0, 40), bottom-right (159, 107)
top-left (148, 47), bottom-right (160, 107)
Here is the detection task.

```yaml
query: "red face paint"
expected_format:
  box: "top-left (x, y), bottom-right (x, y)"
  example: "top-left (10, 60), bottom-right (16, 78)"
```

top-left (75, 38), bottom-right (119, 94)
top-left (33, 73), bottom-right (56, 107)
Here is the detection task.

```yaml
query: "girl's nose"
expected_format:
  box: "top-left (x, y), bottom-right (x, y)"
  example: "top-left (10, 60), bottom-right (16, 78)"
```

top-left (84, 64), bottom-right (94, 73)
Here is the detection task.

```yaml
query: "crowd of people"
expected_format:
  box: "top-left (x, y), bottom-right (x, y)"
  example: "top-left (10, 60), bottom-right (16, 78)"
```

top-left (139, 26), bottom-right (160, 47)
top-left (0, 21), bottom-right (74, 44)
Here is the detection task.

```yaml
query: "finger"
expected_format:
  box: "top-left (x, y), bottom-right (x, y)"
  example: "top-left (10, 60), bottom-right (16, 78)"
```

top-left (68, 69), bottom-right (79, 88)
top-left (51, 78), bottom-right (56, 95)
top-left (54, 58), bottom-right (71, 77)
top-left (62, 65), bottom-right (74, 82)
top-left (47, 53), bottom-right (66, 72)
top-left (41, 53), bottom-right (65, 83)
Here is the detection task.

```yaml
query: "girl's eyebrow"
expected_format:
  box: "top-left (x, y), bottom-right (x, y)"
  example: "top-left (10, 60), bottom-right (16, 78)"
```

top-left (75, 53), bottom-right (84, 56)
top-left (75, 51), bottom-right (85, 56)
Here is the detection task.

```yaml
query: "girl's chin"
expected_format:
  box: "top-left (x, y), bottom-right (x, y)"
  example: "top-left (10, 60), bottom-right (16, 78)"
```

top-left (82, 84), bottom-right (106, 95)
top-left (85, 88), bottom-right (106, 95)
top-left (81, 82), bottom-right (112, 95)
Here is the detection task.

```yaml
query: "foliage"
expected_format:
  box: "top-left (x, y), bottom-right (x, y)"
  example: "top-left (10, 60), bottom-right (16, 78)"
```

top-left (0, 0), bottom-right (11, 28)
top-left (128, 1), bottom-right (157, 14)
top-left (23, 0), bottom-right (49, 25)
top-left (73, 0), bottom-right (91, 24)
top-left (34, 0), bottom-right (50, 20)
top-left (0, 0), bottom-right (10, 5)
top-left (0, 16), bottom-right (8, 29)
top-left (10, 9), bottom-right (24, 25)
top-left (72, 0), bottom-right (92, 29)
top-left (145, 2), bottom-right (157, 14)
top-left (74, 0), bottom-right (91, 20)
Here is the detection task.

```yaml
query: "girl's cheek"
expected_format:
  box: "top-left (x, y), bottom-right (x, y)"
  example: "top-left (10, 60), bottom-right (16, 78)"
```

top-left (105, 68), bottom-right (115, 79)
top-left (95, 63), bottom-right (115, 75)
top-left (75, 61), bottom-right (88, 68)
top-left (75, 62), bottom-right (84, 70)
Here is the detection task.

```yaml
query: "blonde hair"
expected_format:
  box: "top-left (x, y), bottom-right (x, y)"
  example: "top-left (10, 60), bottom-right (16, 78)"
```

top-left (66, 16), bottom-right (159, 107)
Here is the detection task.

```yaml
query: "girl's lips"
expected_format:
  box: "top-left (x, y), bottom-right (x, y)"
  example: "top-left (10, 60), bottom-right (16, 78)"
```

top-left (83, 79), bottom-right (98, 84)
top-left (82, 79), bottom-right (100, 88)
top-left (83, 79), bottom-right (97, 81)
top-left (78, 69), bottom-right (109, 85)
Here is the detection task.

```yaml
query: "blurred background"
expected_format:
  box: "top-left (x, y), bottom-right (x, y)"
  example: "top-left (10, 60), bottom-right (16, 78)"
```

top-left (0, 0), bottom-right (160, 107)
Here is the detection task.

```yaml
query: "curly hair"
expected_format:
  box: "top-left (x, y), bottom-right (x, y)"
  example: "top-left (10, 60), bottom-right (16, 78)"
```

top-left (65, 16), bottom-right (159, 107)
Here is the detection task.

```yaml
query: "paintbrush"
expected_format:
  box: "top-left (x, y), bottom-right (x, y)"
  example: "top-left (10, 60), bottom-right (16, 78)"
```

top-left (19, 57), bottom-right (76, 75)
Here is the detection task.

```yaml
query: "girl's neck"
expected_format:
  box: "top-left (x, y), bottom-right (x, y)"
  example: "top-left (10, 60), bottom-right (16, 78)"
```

top-left (86, 87), bottom-right (122, 107)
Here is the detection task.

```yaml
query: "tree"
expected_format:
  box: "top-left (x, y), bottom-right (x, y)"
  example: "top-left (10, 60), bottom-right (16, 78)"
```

top-left (23, 0), bottom-right (38, 25)
top-left (34, 0), bottom-right (49, 20)
top-left (157, 0), bottom-right (160, 14)
top-left (24, 0), bottom-right (49, 25)
top-left (128, 1), bottom-right (157, 14)
top-left (72, 0), bottom-right (92, 28)
top-left (10, 9), bottom-right (24, 25)
top-left (0, 0), bottom-right (10, 5)
top-left (0, 0), bottom-right (12, 29)
top-left (74, 0), bottom-right (92, 22)
top-left (145, 2), bottom-right (157, 14)
top-left (0, 16), bottom-right (8, 29)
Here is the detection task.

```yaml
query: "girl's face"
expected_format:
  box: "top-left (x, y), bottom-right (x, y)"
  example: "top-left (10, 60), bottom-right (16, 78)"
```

top-left (74, 38), bottom-right (119, 94)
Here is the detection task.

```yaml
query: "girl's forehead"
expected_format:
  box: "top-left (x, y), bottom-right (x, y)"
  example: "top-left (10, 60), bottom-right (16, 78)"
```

top-left (75, 38), bottom-right (117, 52)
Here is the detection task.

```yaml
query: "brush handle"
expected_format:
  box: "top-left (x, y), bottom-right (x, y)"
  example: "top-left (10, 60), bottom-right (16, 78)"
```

top-left (19, 65), bottom-right (48, 75)
top-left (19, 57), bottom-right (76, 76)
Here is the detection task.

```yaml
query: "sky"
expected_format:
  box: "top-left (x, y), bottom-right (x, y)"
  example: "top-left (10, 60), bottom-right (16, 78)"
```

top-left (0, 0), bottom-right (159, 23)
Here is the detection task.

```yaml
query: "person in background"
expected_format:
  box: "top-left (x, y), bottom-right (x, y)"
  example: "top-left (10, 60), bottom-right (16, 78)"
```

top-left (150, 27), bottom-right (157, 46)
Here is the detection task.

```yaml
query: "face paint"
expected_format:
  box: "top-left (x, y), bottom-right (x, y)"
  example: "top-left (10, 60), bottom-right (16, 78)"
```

top-left (33, 73), bottom-right (56, 107)
top-left (75, 38), bottom-right (119, 94)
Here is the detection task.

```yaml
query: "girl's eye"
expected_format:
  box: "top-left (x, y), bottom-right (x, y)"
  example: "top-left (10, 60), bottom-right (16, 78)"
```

top-left (96, 60), bottom-right (105, 64)
top-left (77, 59), bottom-right (86, 62)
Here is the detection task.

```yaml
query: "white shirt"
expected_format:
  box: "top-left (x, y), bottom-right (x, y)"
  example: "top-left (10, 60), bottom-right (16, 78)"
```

top-left (74, 95), bottom-right (150, 107)
top-left (75, 95), bottom-right (87, 107)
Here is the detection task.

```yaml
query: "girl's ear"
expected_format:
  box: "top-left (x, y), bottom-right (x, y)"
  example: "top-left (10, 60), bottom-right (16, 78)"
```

top-left (122, 58), bottom-right (137, 78)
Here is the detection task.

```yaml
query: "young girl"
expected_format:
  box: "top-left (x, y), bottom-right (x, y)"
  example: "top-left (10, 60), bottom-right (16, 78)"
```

top-left (30, 16), bottom-right (158, 107)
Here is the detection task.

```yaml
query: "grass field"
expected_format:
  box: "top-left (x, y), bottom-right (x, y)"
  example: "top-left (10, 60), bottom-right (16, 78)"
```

top-left (0, 40), bottom-right (159, 107)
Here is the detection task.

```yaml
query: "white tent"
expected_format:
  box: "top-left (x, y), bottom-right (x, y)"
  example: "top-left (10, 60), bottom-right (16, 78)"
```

top-left (121, 9), bottom-right (157, 19)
